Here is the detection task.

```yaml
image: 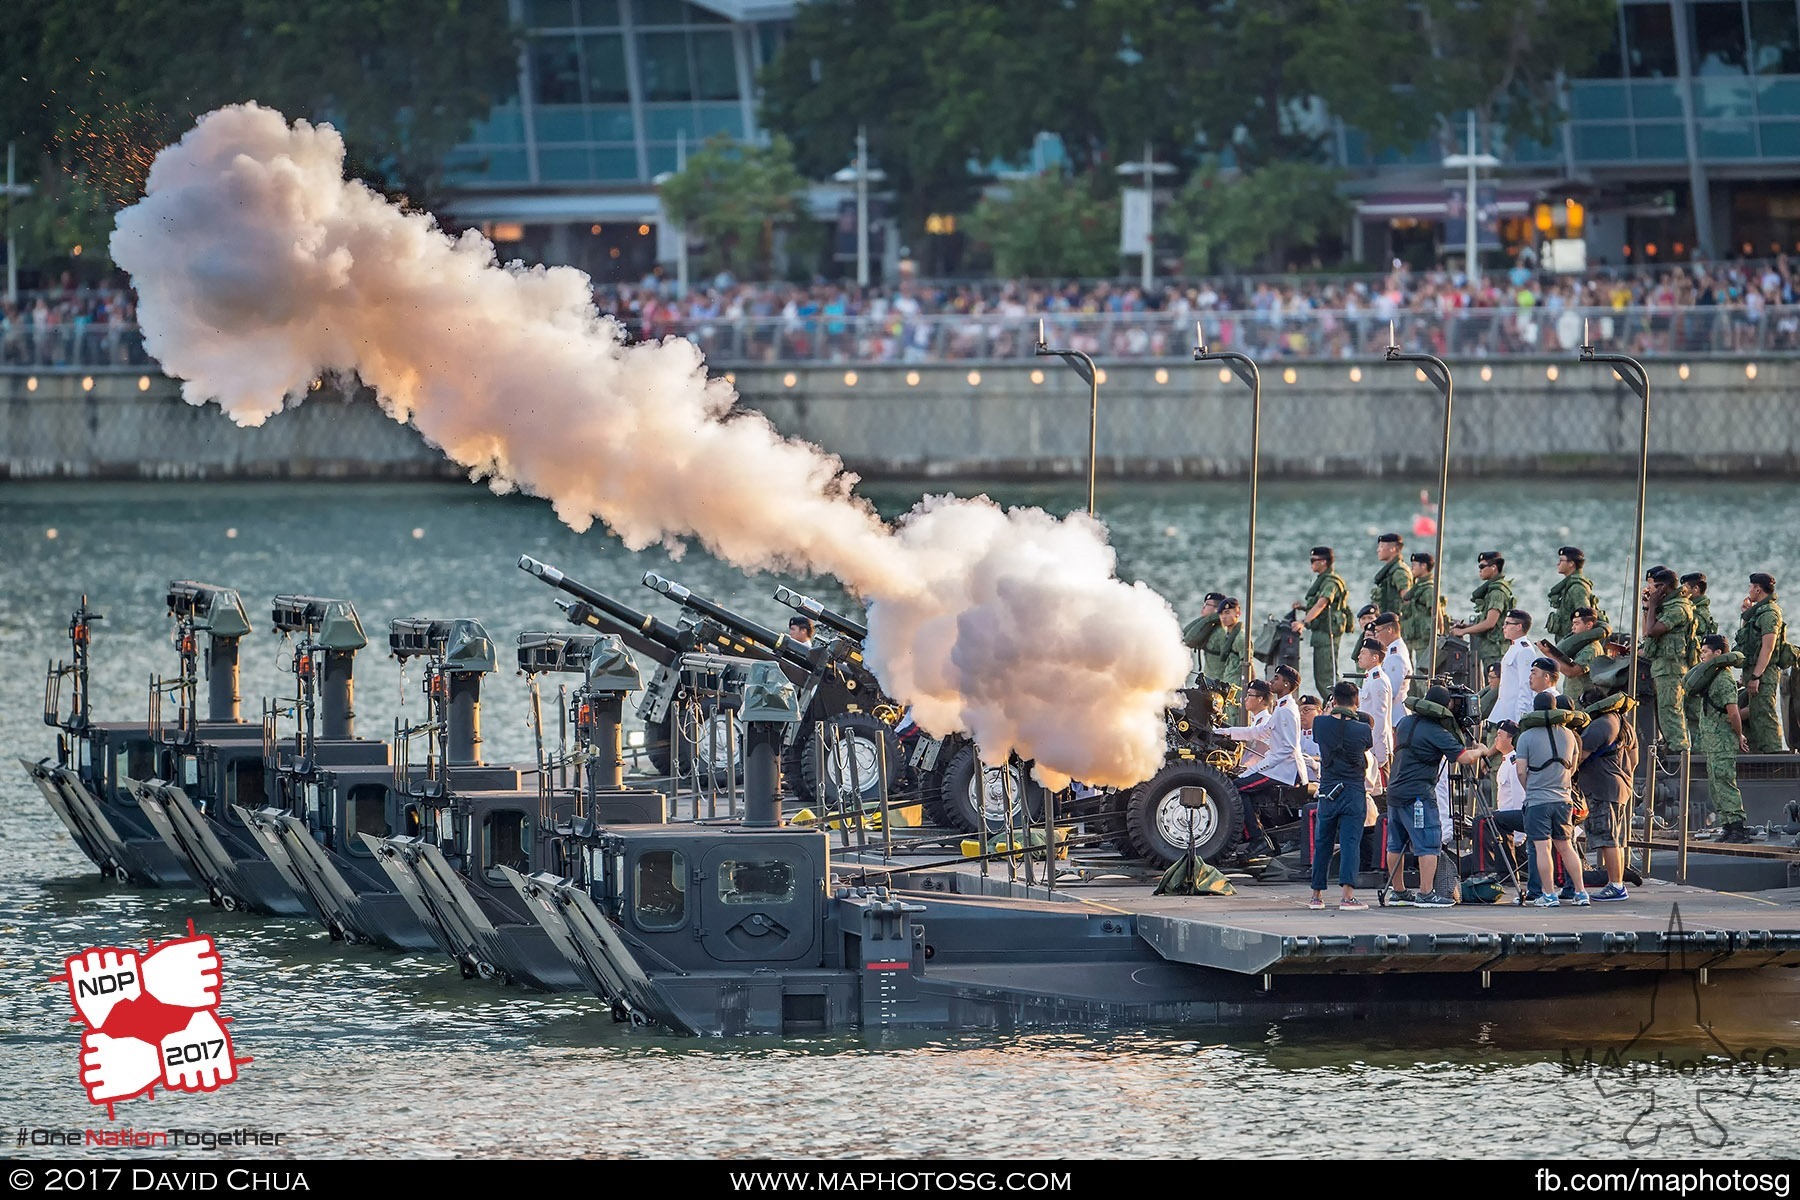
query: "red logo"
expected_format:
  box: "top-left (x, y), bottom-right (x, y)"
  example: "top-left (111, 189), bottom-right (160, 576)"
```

top-left (51, 921), bottom-right (250, 1118)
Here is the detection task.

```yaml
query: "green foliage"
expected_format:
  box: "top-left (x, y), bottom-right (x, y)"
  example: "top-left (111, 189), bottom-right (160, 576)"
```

top-left (963, 173), bottom-right (1122, 279)
top-left (7, 158), bottom-right (120, 275)
top-left (657, 134), bottom-right (807, 279)
top-left (0, 0), bottom-right (521, 212)
top-left (1294, 0), bottom-right (1618, 151)
top-left (1166, 161), bottom-right (1352, 273)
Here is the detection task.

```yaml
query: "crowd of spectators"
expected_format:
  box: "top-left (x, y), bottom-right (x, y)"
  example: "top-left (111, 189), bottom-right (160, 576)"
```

top-left (0, 274), bottom-right (146, 368)
top-left (593, 254), bottom-right (1800, 362)
top-left (9, 255), bottom-right (1800, 368)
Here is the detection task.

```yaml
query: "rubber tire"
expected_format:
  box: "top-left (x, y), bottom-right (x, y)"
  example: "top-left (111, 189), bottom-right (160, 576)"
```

top-left (781, 733), bottom-right (812, 803)
top-left (1123, 761), bottom-right (1244, 870)
top-left (648, 702), bottom-right (742, 785)
top-left (799, 713), bottom-right (902, 810)
top-left (937, 745), bottom-right (1047, 835)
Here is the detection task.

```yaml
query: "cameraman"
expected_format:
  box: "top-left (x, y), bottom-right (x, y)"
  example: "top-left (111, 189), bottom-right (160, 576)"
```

top-left (1384, 684), bottom-right (1501, 907)
top-left (1310, 681), bottom-right (1375, 911)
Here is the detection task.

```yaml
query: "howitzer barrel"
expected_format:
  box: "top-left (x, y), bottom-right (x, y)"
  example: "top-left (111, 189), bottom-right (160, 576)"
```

top-left (642, 573), bottom-right (812, 671)
top-left (772, 586), bottom-right (868, 641)
top-left (519, 555), bottom-right (690, 650)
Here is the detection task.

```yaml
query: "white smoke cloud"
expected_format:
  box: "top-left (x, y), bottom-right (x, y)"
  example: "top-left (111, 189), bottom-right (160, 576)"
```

top-left (110, 104), bottom-right (1189, 787)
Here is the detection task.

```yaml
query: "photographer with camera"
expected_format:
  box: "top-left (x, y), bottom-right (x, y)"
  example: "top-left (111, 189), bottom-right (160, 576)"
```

top-left (1310, 681), bottom-right (1377, 911)
top-left (1382, 683), bottom-right (1501, 907)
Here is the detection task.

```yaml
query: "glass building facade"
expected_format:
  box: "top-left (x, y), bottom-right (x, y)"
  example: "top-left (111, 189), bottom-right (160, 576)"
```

top-left (446, 0), bottom-right (1800, 277)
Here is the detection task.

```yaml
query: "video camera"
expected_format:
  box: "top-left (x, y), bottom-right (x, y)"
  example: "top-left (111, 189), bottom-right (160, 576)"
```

top-left (1420, 677), bottom-right (1483, 743)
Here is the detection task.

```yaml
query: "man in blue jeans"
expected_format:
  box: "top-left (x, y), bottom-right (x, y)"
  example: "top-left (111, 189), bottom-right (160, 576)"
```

top-left (1384, 684), bottom-right (1502, 906)
top-left (1310, 681), bottom-right (1375, 910)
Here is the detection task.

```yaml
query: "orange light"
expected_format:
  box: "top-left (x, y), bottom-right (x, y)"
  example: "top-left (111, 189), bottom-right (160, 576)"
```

top-left (1645, 242), bottom-right (1658, 257)
top-left (1563, 199), bottom-right (1584, 235)
top-left (1534, 203), bottom-right (1554, 233)
top-left (1743, 242), bottom-right (1754, 255)
top-left (491, 222), bottom-right (524, 242)
top-left (590, 224), bottom-right (601, 234)
top-left (638, 224), bottom-right (650, 236)
top-left (1673, 242), bottom-right (1685, 256)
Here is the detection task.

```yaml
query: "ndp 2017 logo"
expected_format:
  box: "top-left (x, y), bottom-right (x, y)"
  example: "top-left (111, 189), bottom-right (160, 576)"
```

top-left (50, 921), bottom-right (250, 1116)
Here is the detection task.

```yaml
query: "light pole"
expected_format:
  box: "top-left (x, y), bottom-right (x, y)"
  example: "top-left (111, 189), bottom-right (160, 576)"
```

top-left (3, 141), bottom-right (28, 305)
top-left (1192, 323), bottom-right (1261, 711)
top-left (1442, 113), bottom-right (1499, 281)
top-left (1116, 142), bottom-right (1175, 295)
top-left (1574, 321), bottom-right (1658, 876)
top-left (833, 128), bottom-right (886, 288)
top-left (650, 131), bottom-right (688, 300)
top-left (1381, 321), bottom-right (1454, 685)
top-left (1034, 317), bottom-right (1099, 519)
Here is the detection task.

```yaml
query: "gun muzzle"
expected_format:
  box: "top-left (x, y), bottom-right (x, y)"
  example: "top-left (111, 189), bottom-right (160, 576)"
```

top-left (517, 555), bottom-right (564, 585)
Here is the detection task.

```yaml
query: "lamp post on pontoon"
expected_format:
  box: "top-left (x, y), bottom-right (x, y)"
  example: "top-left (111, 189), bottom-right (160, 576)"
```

top-left (1116, 143), bottom-right (1176, 295)
top-left (1192, 322), bottom-right (1261, 710)
top-left (1381, 320), bottom-right (1454, 685)
top-left (1034, 317), bottom-right (1099, 519)
top-left (1574, 319), bottom-right (1661, 876)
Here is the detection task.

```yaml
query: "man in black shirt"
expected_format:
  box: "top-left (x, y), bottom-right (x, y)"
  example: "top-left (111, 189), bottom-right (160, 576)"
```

top-left (1310, 681), bottom-right (1375, 910)
top-left (1384, 684), bottom-right (1501, 906)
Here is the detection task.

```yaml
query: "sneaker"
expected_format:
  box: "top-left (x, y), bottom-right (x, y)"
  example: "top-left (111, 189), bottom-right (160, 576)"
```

top-left (1532, 892), bottom-right (1562, 908)
top-left (1558, 885), bottom-right (1578, 901)
top-left (1382, 888), bottom-right (1417, 908)
top-left (1338, 897), bottom-right (1368, 911)
top-left (1308, 896), bottom-right (1326, 910)
top-left (1567, 891), bottom-right (1591, 906)
top-left (1592, 884), bottom-right (1630, 902)
top-left (1414, 891), bottom-right (1455, 907)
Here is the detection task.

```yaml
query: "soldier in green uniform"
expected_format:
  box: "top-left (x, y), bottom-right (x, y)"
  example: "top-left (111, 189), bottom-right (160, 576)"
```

top-left (1736, 572), bottom-right (1789, 754)
top-left (1371, 533), bottom-right (1408, 619)
top-left (1181, 593), bottom-right (1226, 683)
top-left (1290, 546), bottom-right (1351, 699)
top-left (1640, 565), bottom-right (1698, 753)
top-left (1215, 597), bottom-right (1253, 723)
top-left (1545, 546), bottom-right (1598, 641)
top-left (1689, 634), bottom-right (1751, 842)
top-left (1449, 551), bottom-right (1514, 683)
top-left (1399, 551), bottom-right (1446, 688)
top-left (1539, 606), bottom-right (1610, 705)
top-left (1680, 572), bottom-right (1717, 638)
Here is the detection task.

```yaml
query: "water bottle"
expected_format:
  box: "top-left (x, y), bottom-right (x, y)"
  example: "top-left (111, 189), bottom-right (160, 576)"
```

top-left (1413, 798), bottom-right (1424, 830)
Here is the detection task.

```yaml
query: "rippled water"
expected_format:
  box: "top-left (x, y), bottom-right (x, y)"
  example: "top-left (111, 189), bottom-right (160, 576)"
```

top-left (3, 477), bottom-right (1798, 1160)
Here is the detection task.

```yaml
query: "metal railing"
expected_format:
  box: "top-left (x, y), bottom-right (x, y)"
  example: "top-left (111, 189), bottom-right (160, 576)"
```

top-left (11, 304), bottom-right (1800, 370)
top-left (640, 305), bottom-right (1800, 364)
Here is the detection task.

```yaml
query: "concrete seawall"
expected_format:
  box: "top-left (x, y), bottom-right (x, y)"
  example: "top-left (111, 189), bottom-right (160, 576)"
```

top-left (4, 359), bottom-right (1796, 481)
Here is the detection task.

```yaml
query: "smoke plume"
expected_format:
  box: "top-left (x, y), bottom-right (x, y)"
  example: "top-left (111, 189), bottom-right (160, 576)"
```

top-left (110, 104), bottom-right (1189, 787)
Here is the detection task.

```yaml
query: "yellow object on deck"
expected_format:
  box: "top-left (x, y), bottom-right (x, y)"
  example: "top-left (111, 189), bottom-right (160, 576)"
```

top-left (791, 803), bottom-right (925, 831)
top-left (960, 826), bottom-right (1074, 861)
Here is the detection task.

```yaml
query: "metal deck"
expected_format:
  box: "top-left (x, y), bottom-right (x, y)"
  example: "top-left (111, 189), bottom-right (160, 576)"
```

top-left (1045, 877), bottom-right (1800, 976)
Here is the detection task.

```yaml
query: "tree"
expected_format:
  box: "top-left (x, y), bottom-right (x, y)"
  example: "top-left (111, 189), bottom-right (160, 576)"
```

top-left (656, 134), bottom-right (807, 280)
top-left (0, 0), bottom-right (521, 212)
top-left (1296, 0), bottom-right (1618, 153)
top-left (1165, 160), bottom-right (1352, 274)
top-left (963, 172), bottom-right (1122, 278)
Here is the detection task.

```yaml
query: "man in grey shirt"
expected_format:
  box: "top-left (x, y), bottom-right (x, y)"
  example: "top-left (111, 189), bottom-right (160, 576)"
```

top-left (1515, 692), bottom-right (1589, 906)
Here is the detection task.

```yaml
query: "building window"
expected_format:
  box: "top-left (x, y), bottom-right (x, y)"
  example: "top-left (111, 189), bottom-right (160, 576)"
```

top-left (1581, 9), bottom-right (1625, 79)
top-left (527, 0), bottom-right (577, 30)
top-left (532, 36), bottom-right (584, 104)
top-left (638, 31), bottom-right (693, 100)
top-left (1751, 0), bottom-right (1800, 75)
top-left (583, 33), bottom-right (631, 103)
top-left (692, 30), bottom-right (739, 100)
top-left (634, 0), bottom-right (689, 26)
top-left (577, 0), bottom-right (620, 25)
top-left (1691, 1), bottom-right (1749, 75)
top-left (1625, 4), bottom-right (1679, 77)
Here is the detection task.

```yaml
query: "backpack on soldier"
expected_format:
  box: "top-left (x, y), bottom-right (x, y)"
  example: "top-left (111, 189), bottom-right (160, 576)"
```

top-left (1327, 576), bottom-right (1354, 637)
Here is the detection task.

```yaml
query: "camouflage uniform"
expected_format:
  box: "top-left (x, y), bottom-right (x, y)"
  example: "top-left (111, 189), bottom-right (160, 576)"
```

top-left (1470, 576), bottom-right (1515, 670)
top-left (1371, 558), bottom-right (1408, 622)
top-left (1216, 624), bottom-right (1252, 723)
top-left (1735, 596), bottom-right (1787, 753)
top-left (1691, 595), bottom-right (1718, 638)
top-left (1302, 569), bottom-right (1350, 697)
top-left (1182, 613), bottom-right (1223, 682)
top-left (1559, 631), bottom-right (1609, 705)
top-left (1545, 572), bottom-right (1597, 640)
top-left (1693, 660), bottom-right (1745, 826)
top-left (1645, 594), bottom-right (1697, 752)
top-left (1399, 574), bottom-right (1445, 688)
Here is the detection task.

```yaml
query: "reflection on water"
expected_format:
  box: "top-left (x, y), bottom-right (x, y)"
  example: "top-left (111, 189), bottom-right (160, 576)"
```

top-left (2, 478), bottom-right (1798, 1158)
